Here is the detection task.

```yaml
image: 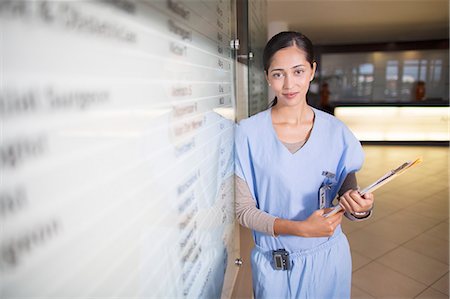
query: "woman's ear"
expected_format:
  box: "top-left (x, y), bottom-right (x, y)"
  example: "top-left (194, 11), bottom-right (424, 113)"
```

top-left (310, 62), bottom-right (317, 81)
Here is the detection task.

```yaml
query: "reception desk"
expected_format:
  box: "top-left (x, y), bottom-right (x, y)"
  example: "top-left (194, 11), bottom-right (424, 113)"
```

top-left (334, 102), bottom-right (449, 142)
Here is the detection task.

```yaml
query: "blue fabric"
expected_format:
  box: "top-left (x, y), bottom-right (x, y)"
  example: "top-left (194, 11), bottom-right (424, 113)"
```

top-left (234, 107), bottom-right (364, 298)
top-left (251, 233), bottom-right (352, 299)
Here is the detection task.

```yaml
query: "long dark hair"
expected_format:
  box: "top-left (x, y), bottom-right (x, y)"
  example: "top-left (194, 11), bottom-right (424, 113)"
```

top-left (263, 31), bottom-right (315, 107)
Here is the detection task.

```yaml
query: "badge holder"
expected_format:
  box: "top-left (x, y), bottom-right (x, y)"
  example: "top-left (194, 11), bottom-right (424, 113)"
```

top-left (319, 171), bottom-right (336, 209)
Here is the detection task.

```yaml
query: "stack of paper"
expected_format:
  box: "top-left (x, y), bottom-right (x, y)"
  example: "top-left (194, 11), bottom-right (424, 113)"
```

top-left (323, 157), bottom-right (423, 218)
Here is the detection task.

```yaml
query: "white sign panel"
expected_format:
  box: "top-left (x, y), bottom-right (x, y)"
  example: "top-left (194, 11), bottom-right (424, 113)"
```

top-left (1, 1), bottom-right (237, 298)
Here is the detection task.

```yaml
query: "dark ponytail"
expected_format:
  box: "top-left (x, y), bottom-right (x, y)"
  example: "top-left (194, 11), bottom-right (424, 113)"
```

top-left (263, 31), bottom-right (315, 108)
top-left (269, 97), bottom-right (278, 108)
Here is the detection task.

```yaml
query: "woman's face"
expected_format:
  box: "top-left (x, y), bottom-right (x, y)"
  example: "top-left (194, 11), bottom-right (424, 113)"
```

top-left (266, 45), bottom-right (316, 107)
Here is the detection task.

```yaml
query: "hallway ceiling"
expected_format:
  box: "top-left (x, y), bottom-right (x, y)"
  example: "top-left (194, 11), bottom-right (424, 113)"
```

top-left (267, 0), bottom-right (449, 45)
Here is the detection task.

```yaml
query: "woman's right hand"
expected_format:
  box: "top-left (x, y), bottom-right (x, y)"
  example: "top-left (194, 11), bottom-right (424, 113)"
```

top-left (298, 208), bottom-right (344, 237)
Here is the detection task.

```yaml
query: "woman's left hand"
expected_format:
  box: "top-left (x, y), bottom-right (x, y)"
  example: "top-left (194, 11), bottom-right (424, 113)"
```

top-left (338, 190), bottom-right (374, 216)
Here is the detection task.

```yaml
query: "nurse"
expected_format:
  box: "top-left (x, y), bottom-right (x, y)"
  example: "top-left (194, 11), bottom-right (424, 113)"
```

top-left (234, 31), bottom-right (375, 298)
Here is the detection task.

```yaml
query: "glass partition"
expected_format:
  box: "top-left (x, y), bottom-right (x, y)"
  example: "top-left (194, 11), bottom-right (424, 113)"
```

top-left (321, 49), bottom-right (449, 103)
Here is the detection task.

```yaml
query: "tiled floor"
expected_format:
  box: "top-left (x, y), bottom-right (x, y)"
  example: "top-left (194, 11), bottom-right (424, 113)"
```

top-left (345, 145), bottom-right (449, 299)
top-left (232, 145), bottom-right (449, 299)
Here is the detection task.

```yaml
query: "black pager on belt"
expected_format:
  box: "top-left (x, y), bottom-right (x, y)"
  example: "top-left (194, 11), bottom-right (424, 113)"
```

top-left (272, 249), bottom-right (290, 270)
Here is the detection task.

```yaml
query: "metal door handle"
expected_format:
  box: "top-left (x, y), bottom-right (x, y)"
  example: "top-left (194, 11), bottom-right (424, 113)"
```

top-left (235, 258), bottom-right (243, 266)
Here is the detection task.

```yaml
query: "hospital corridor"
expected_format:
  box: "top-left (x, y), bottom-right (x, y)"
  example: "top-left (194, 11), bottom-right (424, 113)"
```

top-left (347, 145), bottom-right (448, 298)
top-left (1, 0), bottom-right (448, 298)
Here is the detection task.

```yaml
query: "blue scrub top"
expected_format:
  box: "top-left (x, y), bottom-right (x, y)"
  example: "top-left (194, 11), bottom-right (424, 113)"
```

top-left (234, 107), bottom-right (364, 252)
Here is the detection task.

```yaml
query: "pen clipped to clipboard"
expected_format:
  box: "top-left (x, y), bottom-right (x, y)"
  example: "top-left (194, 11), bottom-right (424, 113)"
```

top-left (323, 157), bottom-right (423, 218)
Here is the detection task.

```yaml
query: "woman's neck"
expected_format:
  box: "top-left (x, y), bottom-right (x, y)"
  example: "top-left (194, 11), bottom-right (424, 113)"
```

top-left (272, 102), bottom-right (311, 125)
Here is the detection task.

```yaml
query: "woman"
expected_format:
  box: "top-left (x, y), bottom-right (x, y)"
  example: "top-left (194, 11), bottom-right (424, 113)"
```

top-left (234, 31), bottom-right (374, 298)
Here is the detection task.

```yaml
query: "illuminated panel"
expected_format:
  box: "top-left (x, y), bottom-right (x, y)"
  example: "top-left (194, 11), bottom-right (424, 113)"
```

top-left (1, 1), bottom-right (237, 298)
top-left (335, 106), bottom-right (450, 141)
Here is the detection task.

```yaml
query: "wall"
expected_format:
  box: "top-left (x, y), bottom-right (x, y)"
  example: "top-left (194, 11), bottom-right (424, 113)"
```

top-left (1, 1), bottom-right (238, 297)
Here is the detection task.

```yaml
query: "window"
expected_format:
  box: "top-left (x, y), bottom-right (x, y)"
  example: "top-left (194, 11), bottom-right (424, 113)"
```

top-left (430, 59), bottom-right (442, 83)
top-left (321, 50), bottom-right (448, 103)
top-left (385, 60), bottom-right (398, 97)
top-left (357, 63), bottom-right (374, 97)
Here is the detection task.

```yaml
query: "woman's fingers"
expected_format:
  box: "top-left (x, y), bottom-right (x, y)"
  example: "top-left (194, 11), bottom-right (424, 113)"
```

top-left (328, 210), bottom-right (344, 227)
top-left (356, 191), bottom-right (374, 210)
top-left (317, 209), bottom-right (344, 234)
top-left (338, 197), bottom-right (352, 213)
top-left (363, 192), bottom-right (374, 202)
top-left (340, 190), bottom-right (374, 213)
top-left (340, 190), bottom-right (361, 212)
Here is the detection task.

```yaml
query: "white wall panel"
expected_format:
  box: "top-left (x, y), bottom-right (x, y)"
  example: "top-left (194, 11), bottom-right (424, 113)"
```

top-left (0, 1), bottom-right (238, 298)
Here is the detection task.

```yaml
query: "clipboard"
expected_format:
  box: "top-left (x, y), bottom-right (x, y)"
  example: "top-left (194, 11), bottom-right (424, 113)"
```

top-left (323, 157), bottom-right (423, 218)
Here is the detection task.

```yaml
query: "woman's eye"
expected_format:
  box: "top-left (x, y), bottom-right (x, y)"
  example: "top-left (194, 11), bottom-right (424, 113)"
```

top-left (272, 73), bottom-right (282, 78)
top-left (295, 70), bottom-right (305, 75)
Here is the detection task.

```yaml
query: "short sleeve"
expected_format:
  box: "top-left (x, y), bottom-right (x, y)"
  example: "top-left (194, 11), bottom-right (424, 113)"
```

top-left (336, 125), bottom-right (365, 188)
top-left (234, 123), bottom-right (257, 201)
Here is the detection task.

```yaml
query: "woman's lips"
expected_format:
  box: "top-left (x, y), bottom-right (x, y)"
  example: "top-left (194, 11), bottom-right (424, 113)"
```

top-left (282, 92), bottom-right (299, 99)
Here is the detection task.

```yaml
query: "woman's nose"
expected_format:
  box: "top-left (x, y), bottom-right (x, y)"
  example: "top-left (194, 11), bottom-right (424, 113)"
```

top-left (283, 74), bottom-right (293, 89)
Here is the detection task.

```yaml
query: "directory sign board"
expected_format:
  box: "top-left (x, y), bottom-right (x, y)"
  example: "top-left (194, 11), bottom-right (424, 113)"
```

top-left (1, 1), bottom-right (237, 298)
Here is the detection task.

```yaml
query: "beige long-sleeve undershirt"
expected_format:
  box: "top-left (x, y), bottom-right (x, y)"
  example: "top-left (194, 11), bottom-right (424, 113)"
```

top-left (235, 140), bottom-right (370, 237)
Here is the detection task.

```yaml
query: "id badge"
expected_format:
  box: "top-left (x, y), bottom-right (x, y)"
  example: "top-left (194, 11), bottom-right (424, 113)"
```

top-left (319, 185), bottom-right (329, 209)
top-left (319, 171), bottom-right (336, 209)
